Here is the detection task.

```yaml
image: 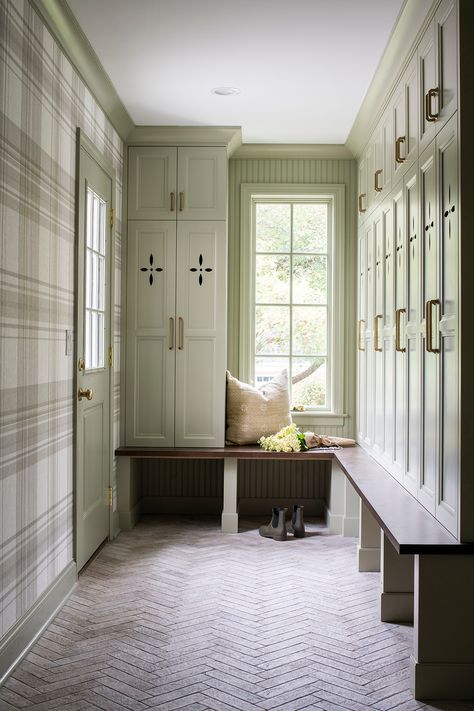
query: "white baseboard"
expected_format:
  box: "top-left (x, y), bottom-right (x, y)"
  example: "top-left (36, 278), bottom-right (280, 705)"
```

top-left (410, 657), bottom-right (474, 699)
top-left (358, 546), bottom-right (381, 572)
top-left (380, 591), bottom-right (414, 623)
top-left (119, 500), bottom-right (142, 530)
top-left (0, 561), bottom-right (77, 685)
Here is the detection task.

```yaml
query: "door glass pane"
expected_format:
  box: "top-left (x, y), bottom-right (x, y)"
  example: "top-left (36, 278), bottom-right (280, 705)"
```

top-left (85, 188), bottom-right (106, 370)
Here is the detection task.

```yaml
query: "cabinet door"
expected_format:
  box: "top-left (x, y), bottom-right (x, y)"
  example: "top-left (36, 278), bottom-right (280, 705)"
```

top-left (393, 55), bottom-right (418, 184)
top-left (128, 147), bottom-right (177, 220)
top-left (436, 0), bottom-right (457, 128)
top-left (405, 167), bottom-right (420, 496)
top-left (393, 187), bottom-right (406, 482)
top-left (177, 147), bottom-right (227, 220)
top-left (358, 154), bottom-right (368, 222)
top-left (418, 20), bottom-right (438, 153)
top-left (373, 212), bottom-right (385, 454)
top-left (125, 221), bottom-right (176, 446)
top-left (365, 222), bottom-right (375, 447)
top-left (419, 0), bottom-right (457, 153)
top-left (436, 117), bottom-right (458, 535)
top-left (357, 233), bottom-right (367, 443)
top-left (419, 142), bottom-right (438, 514)
top-left (382, 201), bottom-right (394, 465)
top-left (175, 221), bottom-right (227, 446)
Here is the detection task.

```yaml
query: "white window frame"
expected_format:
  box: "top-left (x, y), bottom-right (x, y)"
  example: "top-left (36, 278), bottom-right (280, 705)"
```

top-left (240, 183), bottom-right (345, 424)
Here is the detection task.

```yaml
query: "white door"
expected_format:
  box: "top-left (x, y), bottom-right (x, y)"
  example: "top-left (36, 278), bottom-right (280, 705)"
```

top-left (175, 221), bottom-right (227, 446)
top-left (76, 141), bottom-right (113, 571)
top-left (393, 187), bottom-right (406, 482)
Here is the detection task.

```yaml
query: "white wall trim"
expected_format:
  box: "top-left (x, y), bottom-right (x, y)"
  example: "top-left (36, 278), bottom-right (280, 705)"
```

top-left (29, 0), bottom-right (133, 141)
top-left (233, 144), bottom-right (353, 160)
top-left (0, 561), bottom-right (77, 685)
top-left (127, 126), bottom-right (242, 154)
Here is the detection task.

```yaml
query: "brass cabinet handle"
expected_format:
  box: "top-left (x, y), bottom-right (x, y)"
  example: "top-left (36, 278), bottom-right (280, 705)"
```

top-left (168, 317), bottom-right (174, 350)
top-left (425, 299), bottom-right (440, 353)
top-left (395, 136), bottom-right (406, 164)
top-left (78, 387), bottom-right (93, 401)
top-left (358, 193), bottom-right (367, 213)
top-left (178, 317), bottom-right (184, 350)
top-left (179, 192), bottom-right (184, 212)
top-left (170, 192), bottom-right (175, 212)
top-left (395, 308), bottom-right (406, 352)
top-left (374, 315), bottom-right (383, 352)
top-left (358, 319), bottom-right (366, 351)
top-left (425, 87), bottom-right (439, 122)
top-left (374, 169), bottom-right (383, 192)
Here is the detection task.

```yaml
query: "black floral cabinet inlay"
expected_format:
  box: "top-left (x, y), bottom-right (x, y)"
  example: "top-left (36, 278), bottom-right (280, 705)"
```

top-left (190, 253), bottom-right (213, 286)
top-left (140, 254), bottom-right (163, 285)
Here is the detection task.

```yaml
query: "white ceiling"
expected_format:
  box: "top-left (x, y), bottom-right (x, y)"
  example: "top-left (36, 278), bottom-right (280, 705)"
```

top-left (67, 0), bottom-right (405, 144)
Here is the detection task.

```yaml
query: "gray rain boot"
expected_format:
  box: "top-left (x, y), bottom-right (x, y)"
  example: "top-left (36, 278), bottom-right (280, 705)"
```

top-left (287, 504), bottom-right (305, 538)
top-left (259, 507), bottom-right (288, 541)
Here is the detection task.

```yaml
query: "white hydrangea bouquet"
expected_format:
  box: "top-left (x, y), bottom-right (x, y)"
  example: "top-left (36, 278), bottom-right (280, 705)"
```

top-left (258, 423), bottom-right (308, 452)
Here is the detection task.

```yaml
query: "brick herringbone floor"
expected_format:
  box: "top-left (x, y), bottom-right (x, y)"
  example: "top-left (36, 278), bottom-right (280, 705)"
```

top-left (1, 516), bottom-right (473, 711)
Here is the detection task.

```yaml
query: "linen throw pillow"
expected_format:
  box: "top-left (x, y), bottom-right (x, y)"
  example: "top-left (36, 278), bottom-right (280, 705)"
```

top-left (225, 370), bottom-right (291, 445)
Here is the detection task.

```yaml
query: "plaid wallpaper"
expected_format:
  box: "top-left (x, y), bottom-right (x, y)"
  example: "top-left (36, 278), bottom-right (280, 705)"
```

top-left (0, 0), bottom-right (123, 639)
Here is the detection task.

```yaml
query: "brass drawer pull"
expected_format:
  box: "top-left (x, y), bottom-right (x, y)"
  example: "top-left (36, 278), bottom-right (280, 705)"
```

top-left (358, 319), bottom-right (366, 351)
top-left (374, 170), bottom-right (383, 192)
top-left (395, 136), bottom-right (406, 164)
top-left (179, 192), bottom-right (184, 212)
top-left (178, 317), bottom-right (184, 350)
top-left (374, 315), bottom-right (383, 352)
top-left (395, 308), bottom-right (406, 352)
top-left (425, 299), bottom-right (440, 353)
top-left (358, 193), bottom-right (367, 213)
top-left (168, 317), bottom-right (174, 350)
top-left (170, 192), bottom-right (175, 212)
top-left (425, 87), bottom-right (439, 122)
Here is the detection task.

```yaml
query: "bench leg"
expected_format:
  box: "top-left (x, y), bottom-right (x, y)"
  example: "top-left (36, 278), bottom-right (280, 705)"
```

top-left (326, 461), bottom-right (360, 536)
top-left (358, 501), bottom-right (381, 572)
top-left (380, 532), bottom-right (413, 622)
top-left (221, 457), bottom-right (238, 533)
top-left (411, 554), bottom-right (474, 700)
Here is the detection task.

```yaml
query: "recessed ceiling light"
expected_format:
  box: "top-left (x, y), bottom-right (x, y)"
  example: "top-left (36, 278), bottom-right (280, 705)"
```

top-left (211, 86), bottom-right (241, 96)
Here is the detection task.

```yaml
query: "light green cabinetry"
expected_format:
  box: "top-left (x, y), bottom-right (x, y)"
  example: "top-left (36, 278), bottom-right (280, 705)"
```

top-left (125, 146), bottom-right (228, 447)
top-left (356, 0), bottom-right (459, 538)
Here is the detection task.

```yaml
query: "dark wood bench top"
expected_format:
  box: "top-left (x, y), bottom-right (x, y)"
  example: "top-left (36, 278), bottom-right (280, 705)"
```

top-left (115, 444), bottom-right (474, 554)
top-left (335, 448), bottom-right (474, 555)
top-left (114, 445), bottom-right (335, 460)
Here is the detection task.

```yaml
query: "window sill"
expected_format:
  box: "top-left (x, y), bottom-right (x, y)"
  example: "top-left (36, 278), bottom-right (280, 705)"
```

top-left (290, 412), bottom-right (347, 429)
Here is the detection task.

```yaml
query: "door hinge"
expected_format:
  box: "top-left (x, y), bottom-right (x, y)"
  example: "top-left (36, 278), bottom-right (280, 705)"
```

top-left (110, 207), bottom-right (114, 229)
top-left (107, 486), bottom-right (113, 507)
top-left (108, 346), bottom-right (113, 367)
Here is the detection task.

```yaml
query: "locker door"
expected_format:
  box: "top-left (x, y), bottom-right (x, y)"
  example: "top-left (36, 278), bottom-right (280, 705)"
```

top-left (393, 188), bottom-right (406, 482)
top-left (382, 201), bottom-right (394, 465)
top-left (373, 212), bottom-right (385, 454)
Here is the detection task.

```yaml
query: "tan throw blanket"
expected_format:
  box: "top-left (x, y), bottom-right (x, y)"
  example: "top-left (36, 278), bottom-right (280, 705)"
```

top-left (304, 432), bottom-right (355, 448)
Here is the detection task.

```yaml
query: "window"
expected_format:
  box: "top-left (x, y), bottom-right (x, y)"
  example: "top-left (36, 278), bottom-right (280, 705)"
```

top-left (240, 184), bottom-right (345, 417)
top-left (85, 187), bottom-right (107, 370)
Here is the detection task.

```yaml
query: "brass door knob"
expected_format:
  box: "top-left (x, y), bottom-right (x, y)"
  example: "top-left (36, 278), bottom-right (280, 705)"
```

top-left (78, 387), bottom-right (93, 401)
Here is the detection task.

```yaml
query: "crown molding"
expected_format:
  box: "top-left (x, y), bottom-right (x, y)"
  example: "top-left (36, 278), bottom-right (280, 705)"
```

top-left (29, 0), bottom-right (134, 141)
top-left (127, 125), bottom-right (242, 154)
top-left (232, 144), bottom-right (354, 160)
top-left (345, 0), bottom-right (438, 158)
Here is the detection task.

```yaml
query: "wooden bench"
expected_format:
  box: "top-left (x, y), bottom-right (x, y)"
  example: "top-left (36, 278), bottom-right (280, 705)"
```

top-left (115, 444), bottom-right (474, 700)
